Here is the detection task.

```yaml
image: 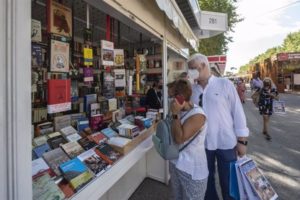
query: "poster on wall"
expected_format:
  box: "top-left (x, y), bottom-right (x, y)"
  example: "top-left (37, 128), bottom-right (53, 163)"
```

top-left (50, 40), bottom-right (69, 72)
top-left (31, 19), bottom-right (42, 42)
top-left (48, 0), bottom-right (72, 37)
top-left (101, 40), bottom-right (114, 66)
top-left (114, 49), bottom-right (124, 66)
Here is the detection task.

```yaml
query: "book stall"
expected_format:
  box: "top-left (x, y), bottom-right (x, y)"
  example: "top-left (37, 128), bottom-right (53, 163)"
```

top-left (31, 0), bottom-right (166, 199)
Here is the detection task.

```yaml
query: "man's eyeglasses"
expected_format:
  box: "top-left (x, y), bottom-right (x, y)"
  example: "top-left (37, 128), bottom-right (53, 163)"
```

top-left (199, 94), bottom-right (203, 107)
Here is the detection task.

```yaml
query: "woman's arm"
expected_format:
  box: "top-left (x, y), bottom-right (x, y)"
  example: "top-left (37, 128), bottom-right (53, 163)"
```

top-left (171, 114), bottom-right (205, 144)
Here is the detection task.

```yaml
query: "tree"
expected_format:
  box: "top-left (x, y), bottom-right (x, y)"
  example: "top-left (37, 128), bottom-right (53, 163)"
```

top-left (197, 0), bottom-right (243, 55)
top-left (281, 31), bottom-right (300, 52)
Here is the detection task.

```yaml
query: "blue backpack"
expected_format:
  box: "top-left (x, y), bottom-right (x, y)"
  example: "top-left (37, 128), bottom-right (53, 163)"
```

top-left (152, 108), bottom-right (200, 160)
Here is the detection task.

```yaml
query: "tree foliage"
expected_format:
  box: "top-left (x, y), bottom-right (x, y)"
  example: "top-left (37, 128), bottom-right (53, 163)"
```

top-left (282, 31), bottom-right (300, 52)
top-left (197, 0), bottom-right (243, 55)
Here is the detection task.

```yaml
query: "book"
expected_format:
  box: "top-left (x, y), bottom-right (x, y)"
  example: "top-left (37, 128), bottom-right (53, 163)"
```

top-left (58, 179), bottom-right (75, 198)
top-left (32, 158), bottom-right (53, 178)
top-left (107, 137), bottom-right (131, 148)
top-left (31, 19), bottom-right (42, 42)
top-left (47, 135), bottom-right (67, 149)
top-left (114, 49), bottom-right (124, 66)
top-left (90, 103), bottom-right (101, 116)
top-left (33, 135), bottom-right (48, 146)
top-left (32, 44), bottom-right (43, 67)
top-left (60, 125), bottom-right (78, 137)
top-left (114, 69), bottom-right (126, 88)
top-left (70, 113), bottom-right (86, 127)
top-left (77, 137), bottom-right (97, 150)
top-left (33, 143), bottom-right (51, 158)
top-left (112, 109), bottom-right (122, 122)
top-left (101, 40), bottom-right (114, 66)
top-left (77, 149), bottom-right (110, 176)
top-left (117, 124), bottom-right (140, 139)
top-left (83, 48), bottom-right (93, 66)
top-left (66, 133), bottom-right (82, 142)
top-left (95, 143), bottom-right (122, 165)
top-left (101, 127), bottom-right (118, 138)
top-left (47, 79), bottom-right (71, 114)
top-left (33, 173), bottom-right (65, 200)
top-left (87, 132), bottom-right (107, 145)
top-left (54, 115), bottom-right (71, 131)
top-left (108, 98), bottom-right (117, 111)
top-left (48, 0), bottom-right (72, 37)
top-left (99, 99), bottom-right (109, 114)
top-left (50, 40), bottom-right (70, 72)
top-left (77, 117), bottom-right (89, 133)
top-left (239, 158), bottom-right (278, 200)
top-left (89, 114), bottom-right (104, 132)
top-left (61, 141), bottom-right (85, 158)
top-left (83, 67), bottom-right (94, 83)
top-left (59, 158), bottom-right (93, 191)
top-left (36, 122), bottom-right (54, 135)
top-left (42, 148), bottom-right (70, 176)
top-left (84, 94), bottom-right (97, 113)
top-left (103, 73), bottom-right (115, 99)
top-left (47, 131), bottom-right (62, 138)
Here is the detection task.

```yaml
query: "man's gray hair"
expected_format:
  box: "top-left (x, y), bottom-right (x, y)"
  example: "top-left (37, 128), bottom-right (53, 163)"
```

top-left (187, 53), bottom-right (209, 67)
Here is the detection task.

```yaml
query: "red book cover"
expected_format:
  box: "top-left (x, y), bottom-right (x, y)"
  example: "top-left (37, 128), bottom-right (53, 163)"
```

top-left (87, 132), bottom-right (106, 145)
top-left (89, 114), bottom-right (104, 132)
top-left (47, 79), bottom-right (71, 113)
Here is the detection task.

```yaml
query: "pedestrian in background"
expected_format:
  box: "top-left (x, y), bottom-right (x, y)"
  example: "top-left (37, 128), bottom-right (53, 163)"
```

top-left (188, 53), bottom-right (249, 200)
top-left (258, 77), bottom-right (278, 140)
top-left (252, 71), bottom-right (263, 90)
top-left (169, 79), bottom-right (208, 200)
top-left (237, 78), bottom-right (246, 103)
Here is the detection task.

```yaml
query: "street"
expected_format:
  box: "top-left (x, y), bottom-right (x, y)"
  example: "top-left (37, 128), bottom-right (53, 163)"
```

top-left (130, 90), bottom-right (300, 200)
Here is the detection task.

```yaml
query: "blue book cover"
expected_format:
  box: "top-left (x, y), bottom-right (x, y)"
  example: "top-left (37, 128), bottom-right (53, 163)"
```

top-left (101, 128), bottom-right (117, 138)
top-left (33, 143), bottom-right (51, 158)
top-left (59, 158), bottom-right (88, 181)
top-left (84, 94), bottom-right (97, 113)
top-left (77, 117), bottom-right (89, 133)
top-left (32, 44), bottom-right (43, 66)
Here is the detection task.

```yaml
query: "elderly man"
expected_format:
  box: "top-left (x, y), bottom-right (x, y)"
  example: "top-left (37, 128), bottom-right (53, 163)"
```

top-left (188, 53), bottom-right (249, 200)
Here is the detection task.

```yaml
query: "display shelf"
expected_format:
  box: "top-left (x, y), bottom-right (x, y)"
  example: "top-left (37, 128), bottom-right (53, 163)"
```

top-left (70, 131), bottom-right (154, 200)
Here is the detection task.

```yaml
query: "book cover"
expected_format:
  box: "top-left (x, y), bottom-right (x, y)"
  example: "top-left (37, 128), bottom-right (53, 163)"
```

top-left (47, 135), bottom-right (67, 149)
top-left (83, 48), bottom-right (93, 66)
top-left (36, 122), bottom-right (54, 135)
top-left (47, 79), bottom-right (71, 114)
top-left (77, 117), bottom-right (89, 133)
top-left (102, 73), bottom-right (115, 99)
top-left (31, 19), bottom-right (42, 42)
top-left (70, 113), bottom-right (86, 127)
top-left (33, 173), bottom-right (65, 200)
top-left (95, 143), bottom-right (122, 165)
top-left (84, 94), bottom-right (97, 113)
top-left (114, 49), bottom-right (124, 66)
top-left (66, 133), bottom-right (82, 142)
top-left (58, 179), bottom-right (75, 198)
top-left (89, 114), bottom-right (104, 132)
top-left (239, 159), bottom-right (278, 200)
top-left (108, 98), bottom-right (117, 111)
top-left (42, 148), bottom-right (70, 176)
top-left (99, 99), bottom-right (109, 114)
top-left (59, 158), bottom-right (93, 191)
top-left (60, 125), bottom-right (77, 137)
top-left (101, 127), bottom-right (117, 139)
top-left (32, 157), bottom-right (53, 178)
top-left (33, 143), bottom-right (51, 158)
top-left (54, 115), bottom-right (71, 131)
top-left (101, 40), bottom-right (114, 66)
top-left (77, 149), bottom-right (110, 176)
top-left (32, 44), bottom-right (43, 67)
top-left (33, 135), bottom-right (48, 146)
top-left (107, 137), bottom-right (131, 148)
top-left (50, 40), bottom-right (70, 72)
top-left (114, 69), bottom-right (126, 87)
top-left (47, 131), bottom-right (62, 138)
top-left (77, 137), bottom-right (97, 150)
top-left (90, 103), bottom-right (101, 117)
top-left (87, 132), bottom-right (107, 145)
top-left (48, 0), bottom-right (72, 37)
top-left (61, 141), bottom-right (84, 158)
top-left (83, 67), bottom-right (94, 83)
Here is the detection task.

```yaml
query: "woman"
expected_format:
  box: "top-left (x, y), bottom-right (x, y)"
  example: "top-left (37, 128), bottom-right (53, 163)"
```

top-left (237, 78), bottom-right (246, 103)
top-left (169, 79), bottom-right (208, 200)
top-left (258, 78), bottom-right (278, 140)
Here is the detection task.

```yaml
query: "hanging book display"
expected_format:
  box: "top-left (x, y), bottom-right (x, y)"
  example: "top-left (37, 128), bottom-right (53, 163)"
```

top-left (47, 79), bottom-right (71, 113)
top-left (50, 40), bottom-right (70, 72)
top-left (83, 67), bottom-right (94, 83)
top-left (114, 49), bottom-right (124, 66)
top-left (48, 0), bottom-right (72, 37)
top-left (101, 40), bottom-right (114, 66)
top-left (31, 19), bottom-right (42, 42)
top-left (102, 73), bottom-right (115, 99)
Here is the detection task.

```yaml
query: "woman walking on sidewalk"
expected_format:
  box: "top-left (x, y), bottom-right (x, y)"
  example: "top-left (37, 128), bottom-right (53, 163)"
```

top-left (169, 79), bottom-right (208, 200)
top-left (237, 78), bottom-right (246, 103)
top-left (258, 78), bottom-right (278, 140)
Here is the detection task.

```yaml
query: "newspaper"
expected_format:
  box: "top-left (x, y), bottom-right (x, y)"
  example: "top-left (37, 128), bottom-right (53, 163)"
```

top-left (273, 100), bottom-right (286, 114)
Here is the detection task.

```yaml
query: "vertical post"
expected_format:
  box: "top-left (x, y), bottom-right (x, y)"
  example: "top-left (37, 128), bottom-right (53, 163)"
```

top-left (162, 37), bottom-right (168, 119)
top-left (106, 15), bottom-right (111, 41)
top-left (86, 4), bottom-right (90, 29)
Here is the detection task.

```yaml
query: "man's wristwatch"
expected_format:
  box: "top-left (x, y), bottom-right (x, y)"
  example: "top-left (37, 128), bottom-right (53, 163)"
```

top-left (237, 140), bottom-right (248, 146)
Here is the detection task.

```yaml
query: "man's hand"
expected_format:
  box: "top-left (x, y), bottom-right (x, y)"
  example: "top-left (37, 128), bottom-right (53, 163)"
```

top-left (236, 142), bottom-right (247, 157)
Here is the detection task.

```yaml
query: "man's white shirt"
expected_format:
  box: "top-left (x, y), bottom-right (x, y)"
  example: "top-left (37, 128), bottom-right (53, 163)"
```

top-left (191, 75), bottom-right (249, 150)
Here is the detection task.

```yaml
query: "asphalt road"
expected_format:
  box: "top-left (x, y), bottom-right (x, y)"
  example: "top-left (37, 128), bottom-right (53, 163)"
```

top-left (244, 90), bottom-right (300, 200)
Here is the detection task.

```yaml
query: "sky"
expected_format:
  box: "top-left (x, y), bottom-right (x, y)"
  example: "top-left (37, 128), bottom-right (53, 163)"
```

top-left (226, 0), bottom-right (300, 72)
